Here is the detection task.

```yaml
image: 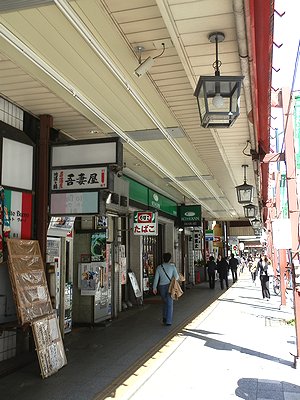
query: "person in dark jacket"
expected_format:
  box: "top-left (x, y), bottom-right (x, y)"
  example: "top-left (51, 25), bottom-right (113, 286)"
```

top-left (217, 257), bottom-right (229, 290)
top-left (258, 256), bottom-right (271, 299)
top-left (229, 254), bottom-right (239, 283)
top-left (206, 256), bottom-right (217, 289)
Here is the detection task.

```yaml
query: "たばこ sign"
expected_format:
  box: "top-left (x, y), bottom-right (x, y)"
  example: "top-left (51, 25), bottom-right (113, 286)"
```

top-left (133, 211), bottom-right (158, 236)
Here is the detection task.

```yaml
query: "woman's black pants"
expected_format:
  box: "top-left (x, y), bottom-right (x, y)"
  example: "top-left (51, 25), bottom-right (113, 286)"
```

top-left (260, 275), bottom-right (270, 299)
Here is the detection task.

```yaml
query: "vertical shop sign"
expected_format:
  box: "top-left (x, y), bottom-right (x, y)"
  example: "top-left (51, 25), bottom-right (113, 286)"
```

top-left (193, 228), bottom-right (201, 249)
top-left (133, 211), bottom-right (158, 236)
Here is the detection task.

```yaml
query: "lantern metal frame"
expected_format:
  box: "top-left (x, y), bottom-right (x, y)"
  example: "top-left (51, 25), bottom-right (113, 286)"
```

top-left (193, 32), bottom-right (244, 129)
top-left (243, 203), bottom-right (257, 218)
top-left (250, 218), bottom-right (261, 229)
top-left (236, 164), bottom-right (254, 204)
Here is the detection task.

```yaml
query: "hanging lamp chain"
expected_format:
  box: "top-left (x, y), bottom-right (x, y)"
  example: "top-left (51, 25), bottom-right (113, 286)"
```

top-left (212, 35), bottom-right (222, 76)
top-left (242, 164), bottom-right (248, 184)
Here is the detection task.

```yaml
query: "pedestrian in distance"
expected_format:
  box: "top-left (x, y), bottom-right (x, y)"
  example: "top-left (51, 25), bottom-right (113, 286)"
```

top-left (240, 256), bottom-right (246, 274)
top-left (258, 255), bottom-right (271, 300)
top-left (248, 256), bottom-right (258, 283)
top-left (217, 256), bottom-right (229, 290)
top-left (216, 254), bottom-right (222, 274)
top-left (229, 253), bottom-right (239, 283)
top-left (153, 252), bottom-right (179, 326)
top-left (206, 256), bottom-right (217, 289)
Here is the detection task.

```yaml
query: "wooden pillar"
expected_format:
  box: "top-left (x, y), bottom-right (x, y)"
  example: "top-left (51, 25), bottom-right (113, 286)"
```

top-left (36, 115), bottom-right (52, 262)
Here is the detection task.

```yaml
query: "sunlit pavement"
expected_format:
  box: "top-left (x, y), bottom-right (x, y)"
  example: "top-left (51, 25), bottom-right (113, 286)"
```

top-left (105, 273), bottom-right (299, 400)
top-left (0, 272), bottom-right (299, 400)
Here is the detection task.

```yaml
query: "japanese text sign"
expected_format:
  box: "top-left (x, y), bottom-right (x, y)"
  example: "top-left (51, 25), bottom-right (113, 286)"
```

top-left (133, 211), bottom-right (158, 236)
top-left (51, 167), bottom-right (107, 191)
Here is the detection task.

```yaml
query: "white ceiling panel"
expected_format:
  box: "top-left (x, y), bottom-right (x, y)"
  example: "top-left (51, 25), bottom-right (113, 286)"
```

top-left (0, 0), bottom-right (262, 221)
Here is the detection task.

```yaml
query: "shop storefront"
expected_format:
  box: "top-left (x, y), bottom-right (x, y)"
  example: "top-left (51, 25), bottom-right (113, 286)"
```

top-left (48, 139), bottom-right (129, 325)
top-left (124, 176), bottom-right (178, 300)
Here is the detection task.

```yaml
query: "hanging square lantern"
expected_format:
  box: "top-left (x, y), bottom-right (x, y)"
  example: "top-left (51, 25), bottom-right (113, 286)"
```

top-left (251, 218), bottom-right (261, 229)
top-left (194, 75), bottom-right (244, 128)
top-left (236, 164), bottom-right (254, 204)
top-left (193, 32), bottom-right (244, 129)
top-left (243, 204), bottom-right (257, 218)
top-left (236, 182), bottom-right (254, 204)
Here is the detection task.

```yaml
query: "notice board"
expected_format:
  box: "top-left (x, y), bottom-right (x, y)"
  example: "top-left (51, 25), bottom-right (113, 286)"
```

top-left (128, 272), bottom-right (142, 299)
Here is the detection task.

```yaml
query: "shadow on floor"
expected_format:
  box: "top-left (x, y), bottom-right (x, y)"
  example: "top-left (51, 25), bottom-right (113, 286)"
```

top-left (181, 328), bottom-right (293, 367)
top-left (235, 378), bottom-right (300, 399)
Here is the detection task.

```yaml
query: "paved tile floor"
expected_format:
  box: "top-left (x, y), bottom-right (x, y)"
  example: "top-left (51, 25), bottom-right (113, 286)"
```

top-left (0, 271), bottom-right (299, 400)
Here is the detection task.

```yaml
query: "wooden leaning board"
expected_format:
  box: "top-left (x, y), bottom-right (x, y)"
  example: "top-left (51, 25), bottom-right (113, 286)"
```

top-left (32, 313), bottom-right (67, 378)
top-left (7, 239), bottom-right (53, 325)
top-left (7, 239), bottom-right (67, 378)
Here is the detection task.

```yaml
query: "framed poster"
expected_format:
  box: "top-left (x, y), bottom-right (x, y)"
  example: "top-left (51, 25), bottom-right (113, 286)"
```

top-left (91, 232), bottom-right (106, 262)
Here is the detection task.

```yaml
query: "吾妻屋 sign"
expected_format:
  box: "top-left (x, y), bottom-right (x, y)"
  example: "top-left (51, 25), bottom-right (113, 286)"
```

top-left (51, 167), bottom-right (107, 191)
top-left (133, 211), bottom-right (158, 236)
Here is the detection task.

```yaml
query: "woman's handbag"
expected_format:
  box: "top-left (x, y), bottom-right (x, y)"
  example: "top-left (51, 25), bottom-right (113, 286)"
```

top-left (169, 277), bottom-right (183, 300)
top-left (161, 265), bottom-right (184, 300)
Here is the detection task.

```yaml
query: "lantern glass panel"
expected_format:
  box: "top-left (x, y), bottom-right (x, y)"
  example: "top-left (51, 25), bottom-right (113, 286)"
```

top-left (236, 184), bottom-right (253, 204)
top-left (251, 219), bottom-right (261, 229)
top-left (243, 205), bottom-right (257, 218)
top-left (194, 76), bottom-right (243, 128)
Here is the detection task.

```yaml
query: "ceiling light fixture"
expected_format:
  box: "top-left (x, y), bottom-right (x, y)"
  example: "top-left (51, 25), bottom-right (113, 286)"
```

top-left (236, 164), bottom-right (254, 204)
top-left (243, 203), bottom-right (257, 218)
top-left (250, 218), bottom-right (261, 230)
top-left (193, 32), bottom-right (244, 128)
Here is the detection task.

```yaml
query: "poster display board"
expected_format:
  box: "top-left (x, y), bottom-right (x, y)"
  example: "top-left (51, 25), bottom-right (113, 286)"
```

top-left (78, 262), bottom-right (100, 296)
top-left (32, 313), bottom-right (67, 378)
top-left (91, 231), bottom-right (106, 261)
top-left (7, 239), bottom-right (53, 325)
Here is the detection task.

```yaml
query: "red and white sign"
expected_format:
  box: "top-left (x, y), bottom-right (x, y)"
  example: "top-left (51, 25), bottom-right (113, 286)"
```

top-left (5, 189), bottom-right (32, 239)
top-left (133, 211), bottom-right (158, 236)
top-left (51, 167), bottom-right (107, 191)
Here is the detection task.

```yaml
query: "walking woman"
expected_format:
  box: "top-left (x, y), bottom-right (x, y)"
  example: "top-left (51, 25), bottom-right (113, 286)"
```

top-left (153, 252), bottom-right (179, 326)
top-left (258, 256), bottom-right (271, 300)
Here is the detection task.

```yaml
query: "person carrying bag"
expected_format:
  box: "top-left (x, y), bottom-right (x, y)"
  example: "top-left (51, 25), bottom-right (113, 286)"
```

top-left (152, 252), bottom-right (180, 326)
